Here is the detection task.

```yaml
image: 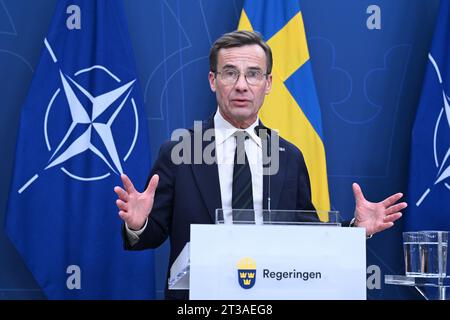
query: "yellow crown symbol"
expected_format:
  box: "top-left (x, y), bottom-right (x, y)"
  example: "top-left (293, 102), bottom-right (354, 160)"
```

top-left (239, 272), bottom-right (247, 278)
top-left (243, 279), bottom-right (252, 286)
top-left (247, 272), bottom-right (255, 279)
top-left (237, 257), bottom-right (256, 269)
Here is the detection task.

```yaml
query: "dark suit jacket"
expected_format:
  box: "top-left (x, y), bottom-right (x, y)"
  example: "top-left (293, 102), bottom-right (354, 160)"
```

top-left (123, 117), bottom-right (316, 299)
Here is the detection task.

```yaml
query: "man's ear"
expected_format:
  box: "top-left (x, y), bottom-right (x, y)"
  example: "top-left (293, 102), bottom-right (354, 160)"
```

top-left (265, 73), bottom-right (273, 95)
top-left (208, 71), bottom-right (216, 92)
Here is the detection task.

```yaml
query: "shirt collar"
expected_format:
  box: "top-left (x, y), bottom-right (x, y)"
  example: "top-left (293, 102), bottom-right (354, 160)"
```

top-left (214, 108), bottom-right (261, 148)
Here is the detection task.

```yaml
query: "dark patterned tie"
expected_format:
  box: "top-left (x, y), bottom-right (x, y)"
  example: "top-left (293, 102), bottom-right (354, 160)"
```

top-left (232, 131), bottom-right (253, 209)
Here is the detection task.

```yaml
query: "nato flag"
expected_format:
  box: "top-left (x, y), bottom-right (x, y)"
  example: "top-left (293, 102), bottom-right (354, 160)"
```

top-left (406, 0), bottom-right (450, 232)
top-left (5, 0), bottom-right (155, 299)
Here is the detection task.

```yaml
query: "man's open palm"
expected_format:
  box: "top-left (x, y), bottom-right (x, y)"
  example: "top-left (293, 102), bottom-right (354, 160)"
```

top-left (114, 174), bottom-right (159, 230)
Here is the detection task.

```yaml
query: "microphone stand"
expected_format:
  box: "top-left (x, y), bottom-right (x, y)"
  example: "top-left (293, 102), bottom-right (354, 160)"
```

top-left (256, 126), bottom-right (272, 212)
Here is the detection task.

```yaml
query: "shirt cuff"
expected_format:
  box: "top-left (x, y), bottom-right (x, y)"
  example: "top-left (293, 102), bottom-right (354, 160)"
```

top-left (125, 218), bottom-right (148, 244)
top-left (349, 217), bottom-right (356, 227)
top-left (349, 217), bottom-right (373, 239)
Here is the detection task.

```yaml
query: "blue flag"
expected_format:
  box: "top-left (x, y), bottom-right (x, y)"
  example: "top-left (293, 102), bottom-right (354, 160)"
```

top-left (406, 0), bottom-right (450, 232)
top-left (5, 0), bottom-right (154, 299)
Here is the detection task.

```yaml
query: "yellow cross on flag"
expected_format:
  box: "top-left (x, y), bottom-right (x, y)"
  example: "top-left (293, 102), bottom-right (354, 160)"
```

top-left (238, 0), bottom-right (330, 212)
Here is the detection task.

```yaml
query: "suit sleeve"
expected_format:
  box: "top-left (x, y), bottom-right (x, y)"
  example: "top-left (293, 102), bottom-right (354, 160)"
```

top-left (122, 141), bottom-right (176, 250)
top-left (295, 150), bottom-right (351, 226)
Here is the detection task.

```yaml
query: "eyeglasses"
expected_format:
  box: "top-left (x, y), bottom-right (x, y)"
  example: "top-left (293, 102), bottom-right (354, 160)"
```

top-left (215, 69), bottom-right (268, 86)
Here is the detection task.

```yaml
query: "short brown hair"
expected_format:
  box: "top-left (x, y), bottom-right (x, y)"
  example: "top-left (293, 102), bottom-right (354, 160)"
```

top-left (209, 30), bottom-right (273, 74)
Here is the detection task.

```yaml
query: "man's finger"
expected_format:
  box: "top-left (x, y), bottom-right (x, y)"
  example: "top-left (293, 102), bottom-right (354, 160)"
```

top-left (382, 192), bottom-right (403, 207)
top-left (376, 222), bottom-right (395, 234)
top-left (116, 199), bottom-right (128, 212)
top-left (383, 212), bottom-right (402, 223)
top-left (352, 183), bottom-right (366, 202)
top-left (114, 186), bottom-right (129, 202)
top-left (386, 202), bottom-right (407, 215)
top-left (121, 174), bottom-right (137, 194)
top-left (118, 210), bottom-right (129, 221)
top-left (145, 174), bottom-right (159, 197)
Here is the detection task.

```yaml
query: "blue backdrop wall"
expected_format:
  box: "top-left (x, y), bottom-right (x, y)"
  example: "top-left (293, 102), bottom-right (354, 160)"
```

top-left (0, 0), bottom-right (440, 299)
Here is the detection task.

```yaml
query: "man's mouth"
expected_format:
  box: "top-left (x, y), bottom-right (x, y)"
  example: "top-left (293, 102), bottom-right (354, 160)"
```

top-left (231, 99), bottom-right (250, 106)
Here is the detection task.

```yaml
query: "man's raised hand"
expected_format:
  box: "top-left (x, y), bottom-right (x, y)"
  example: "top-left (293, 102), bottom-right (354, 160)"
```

top-left (114, 174), bottom-right (159, 231)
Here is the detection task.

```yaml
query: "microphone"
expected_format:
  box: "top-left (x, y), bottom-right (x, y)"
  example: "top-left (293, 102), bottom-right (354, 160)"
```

top-left (255, 125), bottom-right (272, 211)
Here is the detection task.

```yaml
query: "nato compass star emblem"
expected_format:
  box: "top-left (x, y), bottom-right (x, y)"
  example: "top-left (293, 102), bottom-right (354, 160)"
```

top-left (416, 53), bottom-right (450, 206)
top-left (18, 38), bottom-right (140, 194)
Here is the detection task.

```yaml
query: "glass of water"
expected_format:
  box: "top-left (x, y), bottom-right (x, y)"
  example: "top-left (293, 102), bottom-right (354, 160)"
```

top-left (403, 231), bottom-right (448, 277)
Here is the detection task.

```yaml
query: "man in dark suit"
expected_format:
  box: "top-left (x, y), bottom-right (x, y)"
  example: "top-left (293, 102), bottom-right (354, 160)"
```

top-left (114, 31), bottom-right (407, 299)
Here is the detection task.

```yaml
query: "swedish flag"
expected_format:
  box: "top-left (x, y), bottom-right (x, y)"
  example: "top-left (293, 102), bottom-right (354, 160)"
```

top-left (238, 0), bottom-right (330, 211)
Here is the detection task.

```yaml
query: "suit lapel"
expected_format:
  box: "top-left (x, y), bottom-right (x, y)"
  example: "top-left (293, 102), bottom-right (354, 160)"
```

top-left (190, 118), bottom-right (288, 215)
top-left (190, 117), bottom-right (222, 222)
top-left (262, 129), bottom-right (287, 210)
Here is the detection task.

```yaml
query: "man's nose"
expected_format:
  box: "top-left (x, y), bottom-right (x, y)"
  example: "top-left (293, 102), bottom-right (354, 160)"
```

top-left (234, 73), bottom-right (249, 91)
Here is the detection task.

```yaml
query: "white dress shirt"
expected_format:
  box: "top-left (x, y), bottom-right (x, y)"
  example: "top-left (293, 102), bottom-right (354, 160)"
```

top-left (214, 109), bottom-right (263, 224)
top-left (126, 108), bottom-right (264, 240)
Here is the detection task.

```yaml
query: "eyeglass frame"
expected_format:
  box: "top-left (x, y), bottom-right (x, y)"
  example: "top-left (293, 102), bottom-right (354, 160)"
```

top-left (214, 68), bottom-right (269, 86)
